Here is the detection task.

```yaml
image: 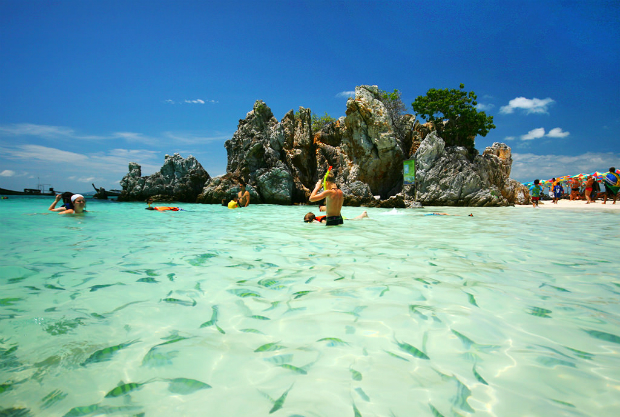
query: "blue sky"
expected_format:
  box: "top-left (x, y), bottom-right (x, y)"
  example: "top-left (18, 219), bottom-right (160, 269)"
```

top-left (1, 0), bottom-right (619, 193)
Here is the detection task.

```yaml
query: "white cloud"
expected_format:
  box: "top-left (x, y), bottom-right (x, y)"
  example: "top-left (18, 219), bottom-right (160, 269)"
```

top-left (185, 99), bottom-right (205, 104)
top-left (475, 103), bottom-right (495, 112)
top-left (2, 144), bottom-right (89, 163)
top-left (511, 152), bottom-right (620, 182)
top-left (504, 136), bottom-right (516, 141)
top-left (0, 123), bottom-right (76, 138)
top-left (500, 97), bottom-right (555, 114)
top-left (546, 127), bottom-right (570, 138)
top-left (336, 91), bottom-right (355, 98)
top-left (164, 99), bottom-right (176, 104)
top-left (163, 131), bottom-right (231, 145)
top-left (521, 128), bottom-right (546, 140)
top-left (1, 170), bottom-right (15, 176)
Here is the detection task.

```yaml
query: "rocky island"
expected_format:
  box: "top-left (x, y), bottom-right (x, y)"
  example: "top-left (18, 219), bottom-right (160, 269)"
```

top-left (118, 85), bottom-right (528, 207)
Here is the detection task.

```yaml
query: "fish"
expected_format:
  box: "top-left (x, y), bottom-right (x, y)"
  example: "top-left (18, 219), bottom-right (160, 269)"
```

top-left (384, 350), bottom-right (410, 361)
top-left (167, 378), bottom-right (211, 394)
top-left (227, 289), bottom-right (261, 298)
top-left (199, 306), bottom-right (221, 330)
top-left (161, 297), bottom-right (196, 307)
top-left (41, 389), bottom-right (68, 409)
top-left (258, 279), bottom-right (285, 289)
top-left (249, 315), bottom-right (271, 320)
top-left (240, 328), bottom-right (264, 334)
top-left (269, 384), bottom-right (294, 414)
top-left (536, 356), bottom-right (576, 368)
top-left (393, 336), bottom-right (429, 360)
top-left (104, 380), bottom-right (152, 398)
top-left (293, 291), bottom-right (313, 299)
top-left (472, 366), bottom-right (488, 385)
top-left (63, 403), bottom-right (100, 417)
top-left (263, 301), bottom-right (280, 312)
top-left (429, 403), bottom-right (446, 417)
top-left (451, 330), bottom-right (476, 349)
top-left (255, 342), bottom-right (286, 352)
top-left (81, 340), bottom-right (139, 366)
top-left (89, 283), bottom-right (123, 292)
top-left (317, 337), bottom-right (349, 347)
top-left (564, 346), bottom-right (594, 360)
top-left (527, 307), bottom-right (552, 318)
top-left (167, 273), bottom-right (175, 281)
top-left (24, 286), bottom-right (41, 291)
top-left (541, 283), bottom-right (570, 292)
top-left (141, 349), bottom-right (179, 367)
top-left (136, 277), bottom-right (158, 283)
top-left (583, 329), bottom-right (620, 345)
top-left (409, 305), bottom-right (429, 321)
top-left (263, 354), bottom-right (293, 364)
top-left (277, 364), bottom-right (307, 375)
top-left (350, 368), bottom-right (363, 381)
top-left (0, 382), bottom-right (14, 394)
top-left (355, 387), bottom-right (370, 402)
top-left (353, 402), bottom-right (362, 417)
top-left (1, 345), bottom-right (18, 358)
top-left (466, 293), bottom-right (478, 307)
top-left (44, 284), bottom-right (66, 291)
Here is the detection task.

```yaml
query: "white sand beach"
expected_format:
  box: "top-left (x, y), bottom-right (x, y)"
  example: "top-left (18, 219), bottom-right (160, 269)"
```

top-left (515, 199), bottom-right (620, 211)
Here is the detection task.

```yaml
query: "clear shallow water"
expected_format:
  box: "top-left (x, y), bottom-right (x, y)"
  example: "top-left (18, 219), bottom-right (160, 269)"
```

top-left (1, 197), bottom-right (619, 417)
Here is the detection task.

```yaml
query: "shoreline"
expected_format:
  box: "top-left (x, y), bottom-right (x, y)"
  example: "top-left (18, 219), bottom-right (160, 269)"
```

top-left (514, 198), bottom-right (620, 211)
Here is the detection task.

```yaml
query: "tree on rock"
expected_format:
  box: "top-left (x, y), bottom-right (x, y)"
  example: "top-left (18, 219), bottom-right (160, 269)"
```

top-left (412, 84), bottom-right (495, 151)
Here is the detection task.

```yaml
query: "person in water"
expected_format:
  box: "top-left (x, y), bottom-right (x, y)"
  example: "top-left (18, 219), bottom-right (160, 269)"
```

top-left (145, 197), bottom-right (182, 211)
top-left (227, 196), bottom-right (240, 209)
top-left (49, 192), bottom-right (74, 212)
top-left (309, 171), bottom-right (344, 226)
top-left (238, 182), bottom-right (250, 207)
top-left (59, 194), bottom-right (86, 214)
top-left (425, 213), bottom-right (473, 216)
top-left (304, 211), bottom-right (369, 223)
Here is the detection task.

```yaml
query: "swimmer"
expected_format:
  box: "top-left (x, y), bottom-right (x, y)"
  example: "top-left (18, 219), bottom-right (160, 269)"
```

top-left (309, 171), bottom-right (343, 226)
top-left (49, 192), bottom-right (74, 212)
top-left (238, 182), bottom-right (250, 207)
top-left (227, 196), bottom-right (240, 209)
top-left (425, 212), bottom-right (473, 216)
top-left (304, 211), bottom-right (369, 223)
top-left (59, 194), bottom-right (86, 214)
top-left (146, 197), bottom-right (182, 211)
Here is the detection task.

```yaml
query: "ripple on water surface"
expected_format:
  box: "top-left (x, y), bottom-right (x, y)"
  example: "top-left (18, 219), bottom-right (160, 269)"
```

top-left (0, 199), bottom-right (619, 416)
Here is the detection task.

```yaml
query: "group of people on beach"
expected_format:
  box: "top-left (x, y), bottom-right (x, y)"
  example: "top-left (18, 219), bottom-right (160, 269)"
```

top-left (529, 167), bottom-right (619, 207)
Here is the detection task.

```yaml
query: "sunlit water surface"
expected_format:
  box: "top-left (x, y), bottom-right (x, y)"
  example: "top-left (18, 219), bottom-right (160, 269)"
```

top-left (1, 197), bottom-right (619, 417)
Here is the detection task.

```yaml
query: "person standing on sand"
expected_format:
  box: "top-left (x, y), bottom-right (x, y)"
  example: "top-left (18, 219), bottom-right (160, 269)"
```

top-left (570, 177), bottom-right (582, 201)
top-left (552, 180), bottom-right (564, 204)
top-left (603, 167), bottom-right (620, 205)
top-left (585, 175), bottom-right (595, 204)
top-left (529, 179), bottom-right (542, 208)
top-left (309, 171), bottom-right (344, 226)
top-left (238, 182), bottom-right (250, 207)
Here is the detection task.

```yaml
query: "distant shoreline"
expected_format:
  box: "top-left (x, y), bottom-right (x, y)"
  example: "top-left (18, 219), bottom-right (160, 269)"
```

top-left (513, 199), bottom-right (619, 211)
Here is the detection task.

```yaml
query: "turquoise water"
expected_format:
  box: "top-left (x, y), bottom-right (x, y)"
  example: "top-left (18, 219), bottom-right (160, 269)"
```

top-left (1, 196), bottom-right (619, 417)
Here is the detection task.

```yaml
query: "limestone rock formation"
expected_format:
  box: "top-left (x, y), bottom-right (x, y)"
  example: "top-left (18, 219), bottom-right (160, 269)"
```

top-left (119, 153), bottom-right (210, 202)
top-left (199, 85), bottom-right (418, 206)
top-left (411, 133), bottom-right (528, 206)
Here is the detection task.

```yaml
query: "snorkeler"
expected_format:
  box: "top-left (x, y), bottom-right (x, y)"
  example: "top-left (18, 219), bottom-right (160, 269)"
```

top-left (145, 197), bottom-right (183, 211)
top-left (304, 211), bottom-right (369, 223)
top-left (309, 171), bottom-right (343, 226)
